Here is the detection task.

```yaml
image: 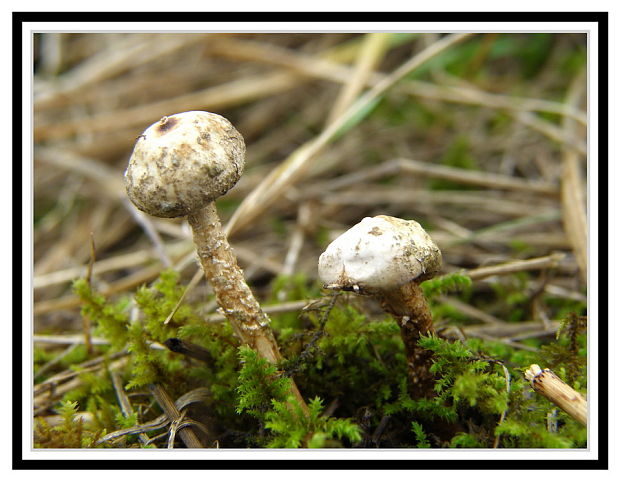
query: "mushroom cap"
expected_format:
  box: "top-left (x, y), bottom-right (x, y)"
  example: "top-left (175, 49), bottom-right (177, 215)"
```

top-left (318, 215), bottom-right (442, 292)
top-left (125, 111), bottom-right (245, 218)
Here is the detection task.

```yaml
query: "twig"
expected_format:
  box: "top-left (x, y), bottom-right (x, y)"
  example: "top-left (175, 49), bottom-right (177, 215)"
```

top-left (326, 33), bottom-right (390, 125)
top-left (371, 415), bottom-right (391, 447)
top-left (458, 329), bottom-right (539, 352)
top-left (34, 351), bottom-right (128, 394)
top-left (34, 343), bottom-right (79, 379)
top-left (437, 296), bottom-right (504, 325)
top-left (111, 371), bottom-right (150, 445)
top-left (96, 413), bottom-right (169, 446)
top-left (97, 387), bottom-right (211, 446)
top-left (204, 299), bottom-right (320, 323)
top-left (34, 358), bottom-right (127, 415)
top-left (560, 70), bottom-right (588, 282)
top-left (397, 158), bottom-right (558, 196)
top-left (34, 263), bottom-right (164, 315)
top-left (36, 71), bottom-right (299, 142)
top-left (33, 240), bottom-right (190, 290)
top-left (149, 384), bottom-right (204, 448)
top-left (514, 111), bottom-right (586, 157)
top-left (524, 364), bottom-right (587, 426)
top-left (465, 253), bottom-right (565, 281)
top-left (311, 157), bottom-right (558, 197)
top-left (316, 187), bottom-right (558, 218)
top-left (453, 320), bottom-right (561, 339)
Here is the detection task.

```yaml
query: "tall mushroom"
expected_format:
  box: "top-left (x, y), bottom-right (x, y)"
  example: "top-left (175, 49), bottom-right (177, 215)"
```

top-left (125, 111), bottom-right (307, 410)
top-left (318, 215), bottom-right (442, 399)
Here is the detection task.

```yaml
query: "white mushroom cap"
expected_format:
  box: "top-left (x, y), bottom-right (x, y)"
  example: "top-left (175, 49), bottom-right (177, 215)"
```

top-left (125, 111), bottom-right (245, 218)
top-left (318, 215), bottom-right (442, 292)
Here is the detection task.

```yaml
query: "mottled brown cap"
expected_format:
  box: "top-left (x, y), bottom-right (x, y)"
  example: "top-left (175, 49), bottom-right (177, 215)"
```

top-left (125, 111), bottom-right (245, 218)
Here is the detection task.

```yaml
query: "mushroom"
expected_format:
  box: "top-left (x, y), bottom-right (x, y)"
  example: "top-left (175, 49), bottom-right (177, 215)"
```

top-left (125, 111), bottom-right (307, 409)
top-left (318, 215), bottom-right (442, 398)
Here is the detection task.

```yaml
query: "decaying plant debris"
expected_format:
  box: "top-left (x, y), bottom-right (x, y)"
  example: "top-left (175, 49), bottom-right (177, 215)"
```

top-left (33, 32), bottom-right (588, 448)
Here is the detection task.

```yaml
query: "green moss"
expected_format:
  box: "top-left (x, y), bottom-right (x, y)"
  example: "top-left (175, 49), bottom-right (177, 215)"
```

top-left (34, 400), bottom-right (102, 448)
top-left (60, 265), bottom-right (587, 448)
top-left (410, 421), bottom-right (431, 448)
top-left (421, 272), bottom-right (472, 300)
top-left (235, 346), bottom-right (362, 448)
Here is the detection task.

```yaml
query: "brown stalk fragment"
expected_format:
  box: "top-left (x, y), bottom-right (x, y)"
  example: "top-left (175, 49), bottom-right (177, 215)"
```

top-left (524, 364), bottom-right (587, 426)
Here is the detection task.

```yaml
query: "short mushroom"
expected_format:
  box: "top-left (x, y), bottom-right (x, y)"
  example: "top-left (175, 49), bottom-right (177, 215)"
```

top-left (318, 215), bottom-right (442, 398)
top-left (125, 111), bottom-right (307, 409)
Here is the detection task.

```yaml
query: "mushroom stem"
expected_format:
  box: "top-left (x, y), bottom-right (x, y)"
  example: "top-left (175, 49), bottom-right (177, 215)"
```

top-left (187, 203), bottom-right (308, 411)
top-left (377, 282), bottom-right (437, 399)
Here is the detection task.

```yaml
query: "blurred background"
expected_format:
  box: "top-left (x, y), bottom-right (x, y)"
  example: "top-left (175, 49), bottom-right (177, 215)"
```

top-left (33, 32), bottom-right (587, 340)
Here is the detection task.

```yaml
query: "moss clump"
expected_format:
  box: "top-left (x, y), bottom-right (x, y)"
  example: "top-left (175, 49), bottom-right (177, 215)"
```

top-left (35, 269), bottom-right (586, 448)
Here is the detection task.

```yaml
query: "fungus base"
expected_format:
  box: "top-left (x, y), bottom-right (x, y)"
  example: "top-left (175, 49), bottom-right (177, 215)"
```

top-left (378, 282), bottom-right (437, 400)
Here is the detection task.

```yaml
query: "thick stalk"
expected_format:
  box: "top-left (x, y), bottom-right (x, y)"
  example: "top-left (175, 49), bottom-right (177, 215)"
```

top-left (378, 282), bottom-right (436, 399)
top-left (187, 203), bottom-right (307, 411)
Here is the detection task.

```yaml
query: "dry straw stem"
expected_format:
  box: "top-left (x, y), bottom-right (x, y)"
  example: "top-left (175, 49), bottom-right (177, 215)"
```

top-left (212, 36), bottom-right (586, 126)
top-left (313, 157), bottom-right (559, 196)
top-left (426, 71), bottom-right (586, 155)
top-left (35, 71), bottom-right (298, 143)
top-left (560, 70), bottom-right (588, 283)
top-left (34, 358), bottom-right (127, 415)
top-left (35, 34), bottom-right (212, 110)
top-left (524, 364), bottom-right (587, 426)
top-left (465, 253), bottom-right (565, 281)
top-left (149, 383), bottom-right (204, 448)
top-left (111, 371), bottom-right (150, 445)
top-left (319, 188), bottom-right (558, 218)
top-left (399, 80), bottom-right (586, 126)
top-left (457, 320), bottom-right (561, 339)
top-left (34, 34), bottom-right (586, 156)
top-left (514, 111), bottom-right (587, 157)
top-left (437, 295), bottom-right (505, 325)
top-left (34, 240), bottom-right (189, 290)
top-left (96, 387), bottom-right (211, 447)
top-left (34, 263), bottom-right (165, 315)
top-left (326, 33), bottom-right (391, 125)
top-left (224, 32), bottom-right (474, 237)
top-left (210, 34), bottom-right (587, 166)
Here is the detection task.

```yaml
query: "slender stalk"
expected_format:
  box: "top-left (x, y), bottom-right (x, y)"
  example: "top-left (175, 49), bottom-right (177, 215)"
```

top-left (187, 203), bottom-right (281, 361)
top-left (187, 202), bottom-right (308, 412)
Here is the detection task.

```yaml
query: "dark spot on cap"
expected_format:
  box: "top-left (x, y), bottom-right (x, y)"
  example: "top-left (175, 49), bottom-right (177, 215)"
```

top-left (156, 116), bottom-right (179, 134)
top-left (368, 227), bottom-right (383, 236)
